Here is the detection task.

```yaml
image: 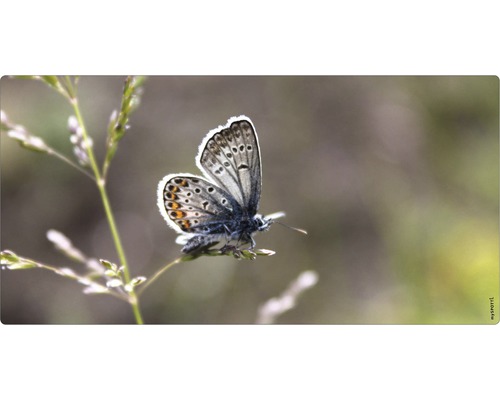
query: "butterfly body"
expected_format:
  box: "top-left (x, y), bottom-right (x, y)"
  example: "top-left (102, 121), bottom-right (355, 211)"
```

top-left (158, 116), bottom-right (275, 254)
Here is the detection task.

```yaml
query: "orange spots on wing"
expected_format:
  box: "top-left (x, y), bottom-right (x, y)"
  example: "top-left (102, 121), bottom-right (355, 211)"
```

top-left (180, 220), bottom-right (191, 229)
top-left (165, 192), bottom-right (177, 200)
top-left (174, 178), bottom-right (189, 187)
top-left (168, 201), bottom-right (180, 210)
top-left (170, 210), bottom-right (186, 219)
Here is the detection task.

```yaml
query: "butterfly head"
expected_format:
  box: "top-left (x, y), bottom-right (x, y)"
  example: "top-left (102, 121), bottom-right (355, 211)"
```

top-left (253, 211), bottom-right (287, 233)
top-left (253, 214), bottom-right (273, 233)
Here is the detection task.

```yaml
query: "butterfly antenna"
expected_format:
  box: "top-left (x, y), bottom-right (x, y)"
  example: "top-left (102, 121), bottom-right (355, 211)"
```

top-left (275, 220), bottom-right (308, 235)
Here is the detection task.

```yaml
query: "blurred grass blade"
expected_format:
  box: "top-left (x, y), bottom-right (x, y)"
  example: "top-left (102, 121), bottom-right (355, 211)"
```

top-left (11, 75), bottom-right (39, 80)
top-left (39, 76), bottom-right (64, 92)
top-left (102, 76), bottom-right (146, 179)
top-left (10, 75), bottom-right (71, 98)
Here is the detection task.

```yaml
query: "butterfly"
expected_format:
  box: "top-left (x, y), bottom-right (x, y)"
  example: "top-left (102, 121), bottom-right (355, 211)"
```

top-left (157, 115), bottom-right (289, 254)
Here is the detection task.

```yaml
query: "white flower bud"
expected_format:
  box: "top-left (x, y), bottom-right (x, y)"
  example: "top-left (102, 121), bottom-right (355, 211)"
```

top-left (68, 115), bottom-right (79, 133)
top-left (1, 110), bottom-right (8, 125)
top-left (297, 271), bottom-right (318, 289)
top-left (106, 278), bottom-right (123, 288)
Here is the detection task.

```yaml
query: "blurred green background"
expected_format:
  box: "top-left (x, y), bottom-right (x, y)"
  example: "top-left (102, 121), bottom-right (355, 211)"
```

top-left (1, 76), bottom-right (498, 324)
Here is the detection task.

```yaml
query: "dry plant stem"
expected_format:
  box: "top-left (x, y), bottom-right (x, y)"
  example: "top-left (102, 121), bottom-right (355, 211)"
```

top-left (69, 94), bottom-right (143, 324)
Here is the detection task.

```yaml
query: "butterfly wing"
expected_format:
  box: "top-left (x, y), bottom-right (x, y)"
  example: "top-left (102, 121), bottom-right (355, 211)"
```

top-left (196, 116), bottom-right (262, 216)
top-left (157, 173), bottom-right (242, 236)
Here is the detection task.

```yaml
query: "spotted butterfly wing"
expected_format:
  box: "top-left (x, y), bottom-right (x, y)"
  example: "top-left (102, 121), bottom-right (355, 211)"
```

top-left (197, 116), bottom-right (262, 216)
top-left (158, 173), bottom-right (241, 235)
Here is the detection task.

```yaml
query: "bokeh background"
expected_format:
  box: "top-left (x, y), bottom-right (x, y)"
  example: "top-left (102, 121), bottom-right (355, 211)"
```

top-left (1, 76), bottom-right (498, 324)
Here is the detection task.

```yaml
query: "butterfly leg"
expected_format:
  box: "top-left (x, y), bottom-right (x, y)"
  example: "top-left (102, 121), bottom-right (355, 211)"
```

top-left (233, 232), bottom-right (254, 250)
top-left (248, 235), bottom-right (256, 250)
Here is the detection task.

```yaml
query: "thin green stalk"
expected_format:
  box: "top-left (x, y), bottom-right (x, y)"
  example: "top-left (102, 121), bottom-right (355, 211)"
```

top-left (137, 256), bottom-right (186, 296)
top-left (69, 91), bottom-right (143, 324)
top-left (48, 148), bottom-right (96, 180)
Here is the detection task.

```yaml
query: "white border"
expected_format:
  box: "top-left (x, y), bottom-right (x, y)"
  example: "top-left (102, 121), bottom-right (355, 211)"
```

top-left (2, 3), bottom-right (499, 399)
